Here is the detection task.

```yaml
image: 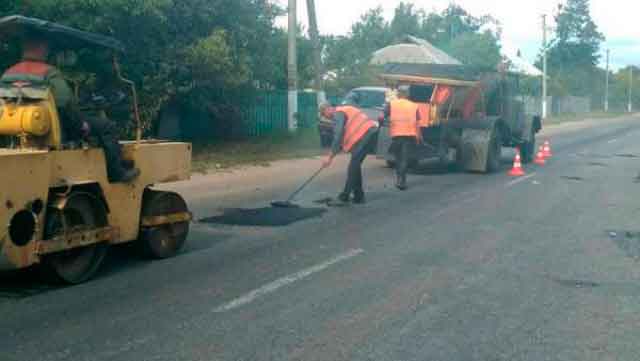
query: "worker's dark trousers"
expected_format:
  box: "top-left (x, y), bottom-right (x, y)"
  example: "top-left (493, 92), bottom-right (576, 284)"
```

top-left (342, 131), bottom-right (376, 199)
top-left (86, 116), bottom-right (127, 181)
top-left (392, 136), bottom-right (417, 185)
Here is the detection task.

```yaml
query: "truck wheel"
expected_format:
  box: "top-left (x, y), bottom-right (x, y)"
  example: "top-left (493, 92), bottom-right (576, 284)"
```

top-left (520, 130), bottom-right (536, 164)
top-left (138, 190), bottom-right (190, 259)
top-left (42, 193), bottom-right (109, 284)
top-left (486, 127), bottom-right (502, 173)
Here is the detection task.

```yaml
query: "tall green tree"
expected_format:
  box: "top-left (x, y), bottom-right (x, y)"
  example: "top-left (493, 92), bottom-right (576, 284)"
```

top-left (349, 7), bottom-right (391, 65)
top-left (390, 2), bottom-right (423, 41)
top-left (545, 0), bottom-right (604, 98)
top-left (552, 0), bottom-right (603, 67)
top-left (445, 31), bottom-right (501, 69)
top-left (421, 5), bottom-right (497, 47)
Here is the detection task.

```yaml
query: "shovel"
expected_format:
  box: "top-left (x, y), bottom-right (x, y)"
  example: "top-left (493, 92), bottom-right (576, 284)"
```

top-left (271, 166), bottom-right (325, 208)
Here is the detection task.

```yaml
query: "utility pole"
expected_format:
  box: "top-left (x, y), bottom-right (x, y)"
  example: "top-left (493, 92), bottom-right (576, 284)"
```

top-left (306, 0), bottom-right (325, 106)
top-left (287, 0), bottom-right (298, 132)
top-left (604, 49), bottom-right (610, 112)
top-left (628, 67), bottom-right (633, 113)
top-left (541, 14), bottom-right (548, 119)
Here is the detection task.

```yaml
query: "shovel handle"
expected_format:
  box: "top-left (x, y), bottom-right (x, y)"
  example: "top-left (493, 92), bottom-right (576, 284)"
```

top-left (286, 167), bottom-right (325, 202)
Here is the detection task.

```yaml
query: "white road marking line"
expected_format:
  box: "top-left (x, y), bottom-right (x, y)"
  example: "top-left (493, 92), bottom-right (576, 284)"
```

top-left (506, 173), bottom-right (537, 188)
top-left (607, 138), bottom-right (619, 144)
top-left (213, 248), bottom-right (365, 313)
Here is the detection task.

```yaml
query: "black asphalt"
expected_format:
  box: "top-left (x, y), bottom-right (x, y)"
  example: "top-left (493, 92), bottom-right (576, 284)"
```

top-left (2, 116), bottom-right (640, 361)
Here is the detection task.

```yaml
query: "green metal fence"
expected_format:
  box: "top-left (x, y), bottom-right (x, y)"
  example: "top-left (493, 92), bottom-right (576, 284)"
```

top-left (239, 91), bottom-right (319, 137)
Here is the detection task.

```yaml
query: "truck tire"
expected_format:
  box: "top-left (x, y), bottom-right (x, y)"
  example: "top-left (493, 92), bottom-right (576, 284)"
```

top-left (520, 129), bottom-right (536, 164)
top-left (485, 127), bottom-right (502, 173)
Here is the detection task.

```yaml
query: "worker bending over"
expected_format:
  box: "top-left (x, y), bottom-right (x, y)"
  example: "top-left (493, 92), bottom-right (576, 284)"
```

top-left (385, 85), bottom-right (421, 190)
top-left (320, 103), bottom-right (378, 205)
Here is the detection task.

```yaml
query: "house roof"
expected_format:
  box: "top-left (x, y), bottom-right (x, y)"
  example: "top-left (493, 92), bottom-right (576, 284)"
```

top-left (370, 35), bottom-right (462, 66)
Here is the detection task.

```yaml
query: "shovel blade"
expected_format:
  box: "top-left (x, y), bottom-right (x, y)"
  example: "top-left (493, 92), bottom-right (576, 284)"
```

top-left (271, 201), bottom-right (300, 208)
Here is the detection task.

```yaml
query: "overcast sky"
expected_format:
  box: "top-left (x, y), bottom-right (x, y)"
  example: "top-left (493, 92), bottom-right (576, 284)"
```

top-left (275, 0), bottom-right (638, 70)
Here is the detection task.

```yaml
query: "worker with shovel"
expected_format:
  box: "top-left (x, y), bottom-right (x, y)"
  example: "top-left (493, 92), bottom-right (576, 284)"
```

top-left (320, 103), bottom-right (378, 205)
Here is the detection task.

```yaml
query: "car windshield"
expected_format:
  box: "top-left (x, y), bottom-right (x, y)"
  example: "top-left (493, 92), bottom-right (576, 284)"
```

top-left (342, 90), bottom-right (386, 108)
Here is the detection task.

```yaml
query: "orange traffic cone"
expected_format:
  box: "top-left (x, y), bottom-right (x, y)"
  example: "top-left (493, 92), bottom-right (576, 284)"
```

top-left (542, 140), bottom-right (553, 158)
top-left (534, 146), bottom-right (546, 165)
top-left (508, 149), bottom-right (526, 176)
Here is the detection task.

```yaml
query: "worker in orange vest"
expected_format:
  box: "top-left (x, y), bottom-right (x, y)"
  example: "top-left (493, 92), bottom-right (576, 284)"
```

top-left (320, 103), bottom-right (378, 205)
top-left (385, 85), bottom-right (421, 190)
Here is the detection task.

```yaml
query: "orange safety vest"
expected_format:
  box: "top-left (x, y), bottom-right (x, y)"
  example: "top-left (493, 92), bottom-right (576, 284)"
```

top-left (335, 105), bottom-right (376, 152)
top-left (1, 60), bottom-right (54, 83)
top-left (417, 103), bottom-right (431, 128)
top-left (389, 98), bottom-right (419, 137)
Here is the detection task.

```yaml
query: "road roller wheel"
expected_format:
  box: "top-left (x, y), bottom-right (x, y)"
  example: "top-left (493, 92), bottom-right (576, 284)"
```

top-left (138, 190), bottom-right (189, 259)
top-left (42, 193), bottom-right (109, 284)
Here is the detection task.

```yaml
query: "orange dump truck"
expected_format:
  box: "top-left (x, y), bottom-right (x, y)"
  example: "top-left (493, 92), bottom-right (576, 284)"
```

top-left (376, 63), bottom-right (542, 172)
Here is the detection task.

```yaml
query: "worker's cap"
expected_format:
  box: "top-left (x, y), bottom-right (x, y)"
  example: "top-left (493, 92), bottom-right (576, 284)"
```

top-left (397, 85), bottom-right (410, 97)
top-left (318, 102), bottom-right (333, 113)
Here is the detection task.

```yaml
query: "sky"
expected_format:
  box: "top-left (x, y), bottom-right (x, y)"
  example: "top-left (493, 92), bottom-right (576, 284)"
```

top-left (275, 0), bottom-right (639, 70)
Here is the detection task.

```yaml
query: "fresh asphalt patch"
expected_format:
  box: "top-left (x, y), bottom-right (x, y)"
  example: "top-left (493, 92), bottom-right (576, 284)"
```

top-left (200, 207), bottom-right (327, 227)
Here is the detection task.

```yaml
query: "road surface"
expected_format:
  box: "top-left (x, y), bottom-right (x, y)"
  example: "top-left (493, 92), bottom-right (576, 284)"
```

top-left (2, 115), bottom-right (640, 361)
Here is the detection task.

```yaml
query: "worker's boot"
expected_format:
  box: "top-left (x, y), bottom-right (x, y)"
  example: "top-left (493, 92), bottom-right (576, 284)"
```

top-left (396, 174), bottom-right (407, 191)
top-left (104, 144), bottom-right (140, 183)
top-left (328, 192), bottom-right (350, 207)
top-left (352, 191), bottom-right (366, 204)
top-left (115, 167), bottom-right (141, 183)
top-left (95, 121), bottom-right (141, 183)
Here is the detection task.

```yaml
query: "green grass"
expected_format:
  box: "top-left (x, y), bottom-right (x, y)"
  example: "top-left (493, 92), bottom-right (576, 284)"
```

top-left (192, 127), bottom-right (325, 173)
top-left (544, 111), bottom-right (627, 125)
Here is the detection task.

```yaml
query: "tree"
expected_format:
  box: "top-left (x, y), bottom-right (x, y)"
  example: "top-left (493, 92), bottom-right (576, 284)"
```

top-left (421, 4), bottom-right (498, 47)
top-left (445, 31), bottom-right (501, 68)
top-left (390, 2), bottom-right (423, 41)
top-left (552, 0), bottom-right (603, 67)
top-left (321, 7), bottom-right (390, 94)
top-left (349, 7), bottom-right (391, 65)
top-left (0, 0), bottom-right (296, 136)
top-left (545, 0), bottom-right (604, 100)
top-left (610, 66), bottom-right (639, 111)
